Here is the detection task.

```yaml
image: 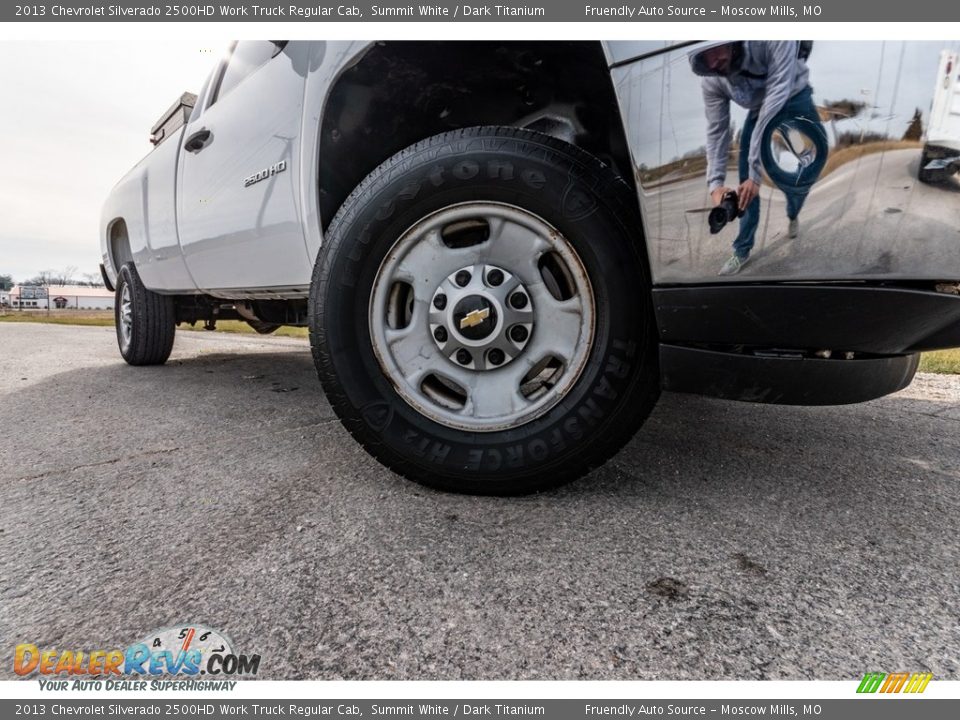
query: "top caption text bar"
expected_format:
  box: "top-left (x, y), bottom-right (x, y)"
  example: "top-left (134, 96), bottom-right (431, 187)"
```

top-left (6, 1), bottom-right (960, 23)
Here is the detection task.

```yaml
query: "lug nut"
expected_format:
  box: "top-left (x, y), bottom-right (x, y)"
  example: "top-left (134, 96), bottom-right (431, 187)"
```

top-left (487, 348), bottom-right (505, 366)
top-left (455, 270), bottom-right (471, 287)
top-left (433, 293), bottom-right (447, 310)
top-left (486, 269), bottom-right (504, 287)
top-left (456, 349), bottom-right (472, 365)
top-left (509, 292), bottom-right (528, 309)
top-left (510, 325), bottom-right (529, 343)
top-left (434, 326), bottom-right (448, 343)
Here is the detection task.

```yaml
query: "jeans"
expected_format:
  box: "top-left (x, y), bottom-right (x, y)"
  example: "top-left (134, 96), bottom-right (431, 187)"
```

top-left (734, 86), bottom-right (823, 259)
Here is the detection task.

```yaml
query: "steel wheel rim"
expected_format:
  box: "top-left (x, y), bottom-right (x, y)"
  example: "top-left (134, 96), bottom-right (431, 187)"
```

top-left (369, 202), bottom-right (595, 432)
top-left (119, 283), bottom-right (133, 350)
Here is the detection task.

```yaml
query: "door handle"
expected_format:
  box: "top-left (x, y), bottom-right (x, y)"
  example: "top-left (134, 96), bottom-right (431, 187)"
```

top-left (184, 128), bottom-right (213, 153)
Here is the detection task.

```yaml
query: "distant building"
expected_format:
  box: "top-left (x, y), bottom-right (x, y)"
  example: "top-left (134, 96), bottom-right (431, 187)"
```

top-left (8, 285), bottom-right (114, 310)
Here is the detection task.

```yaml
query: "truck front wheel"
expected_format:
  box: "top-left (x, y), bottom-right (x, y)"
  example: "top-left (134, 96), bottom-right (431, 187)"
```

top-left (309, 127), bottom-right (659, 494)
top-left (114, 262), bottom-right (176, 366)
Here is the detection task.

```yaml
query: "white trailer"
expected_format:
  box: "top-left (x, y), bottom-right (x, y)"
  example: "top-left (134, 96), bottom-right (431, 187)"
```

top-left (920, 50), bottom-right (960, 182)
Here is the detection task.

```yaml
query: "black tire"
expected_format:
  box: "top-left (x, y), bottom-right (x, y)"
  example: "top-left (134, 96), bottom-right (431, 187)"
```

top-left (918, 148), bottom-right (936, 184)
top-left (114, 262), bottom-right (176, 366)
top-left (760, 115), bottom-right (828, 194)
top-left (309, 127), bottom-right (659, 495)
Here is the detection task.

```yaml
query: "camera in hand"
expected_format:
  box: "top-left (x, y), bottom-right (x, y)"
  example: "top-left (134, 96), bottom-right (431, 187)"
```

top-left (708, 190), bottom-right (743, 234)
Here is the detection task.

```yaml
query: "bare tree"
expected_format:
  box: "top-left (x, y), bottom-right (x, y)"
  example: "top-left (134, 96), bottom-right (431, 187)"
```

top-left (821, 99), bottom-right (868, 120)
top-left (32, 270), bottom-right (55, 287)
top-left (54, 265), bottom-right (79, 287)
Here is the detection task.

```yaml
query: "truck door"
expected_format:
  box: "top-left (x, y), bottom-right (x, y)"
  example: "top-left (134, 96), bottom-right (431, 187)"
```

top-left (177, 41), bottom-right (311, 292)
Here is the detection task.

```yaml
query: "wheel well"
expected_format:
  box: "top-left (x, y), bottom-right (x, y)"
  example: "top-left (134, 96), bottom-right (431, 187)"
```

top-left (318, 41), bottom-right (636, 230)
top-left (108, 219), bottom-right (133, 270)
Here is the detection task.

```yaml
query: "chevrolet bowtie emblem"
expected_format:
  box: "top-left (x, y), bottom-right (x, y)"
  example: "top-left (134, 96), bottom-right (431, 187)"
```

top-left (459, 308), bottom-right (490, 329)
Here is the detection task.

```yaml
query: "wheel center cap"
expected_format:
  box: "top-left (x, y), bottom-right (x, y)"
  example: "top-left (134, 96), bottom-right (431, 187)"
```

top-left (453, 296), bottom-right (497, 341)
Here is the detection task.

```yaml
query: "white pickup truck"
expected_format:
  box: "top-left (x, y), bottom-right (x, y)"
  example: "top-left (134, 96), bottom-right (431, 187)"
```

top-left (920, 49), bottom-right (960, 182)
top-left (102, 41), bottom-right (960, 494)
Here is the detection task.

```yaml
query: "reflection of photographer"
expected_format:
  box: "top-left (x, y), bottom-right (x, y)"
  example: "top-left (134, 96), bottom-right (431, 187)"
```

top-left (691, 41), bottom-right (827, 276)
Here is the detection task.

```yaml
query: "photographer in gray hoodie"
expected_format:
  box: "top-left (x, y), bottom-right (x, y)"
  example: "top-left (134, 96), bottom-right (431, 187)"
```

top-left (691, 41), bottom-right (826, 275)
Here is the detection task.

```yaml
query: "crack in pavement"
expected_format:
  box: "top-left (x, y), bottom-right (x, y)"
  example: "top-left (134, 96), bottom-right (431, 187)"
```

top-left (9, 447), bottom-right (183, 482)
top-left (4, 418), bottom-right (341, 484)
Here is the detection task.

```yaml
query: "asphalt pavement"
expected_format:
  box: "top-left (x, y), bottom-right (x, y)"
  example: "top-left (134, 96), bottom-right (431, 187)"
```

top-left (1, 323), bottom-right (958, 680)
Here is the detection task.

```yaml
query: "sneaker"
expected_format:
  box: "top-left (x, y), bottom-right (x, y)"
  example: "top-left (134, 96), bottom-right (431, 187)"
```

top-left (788, 217), bottom-right (800, 239)
top-left (718, 255), bottom-right (748, 276)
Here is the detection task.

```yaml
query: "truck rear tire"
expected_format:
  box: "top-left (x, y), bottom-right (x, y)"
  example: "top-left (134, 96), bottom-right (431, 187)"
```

top-left (309, 127), bottom-right (659, 494)
top-left (114, 262), bottom-right (176, 366)
top-left (918, 147), bottom-right (938, 184)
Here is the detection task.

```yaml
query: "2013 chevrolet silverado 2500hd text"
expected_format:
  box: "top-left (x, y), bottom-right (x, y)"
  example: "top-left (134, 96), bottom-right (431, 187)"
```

top-left (101, 40), bottom-right (960, 494)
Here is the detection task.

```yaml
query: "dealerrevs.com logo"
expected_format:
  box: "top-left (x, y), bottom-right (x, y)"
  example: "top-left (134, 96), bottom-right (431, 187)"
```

top-left (14, 625), bottom-right (260, 690)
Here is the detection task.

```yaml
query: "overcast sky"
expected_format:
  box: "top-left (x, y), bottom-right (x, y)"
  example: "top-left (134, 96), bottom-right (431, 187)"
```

top-left (0, 41), bottom-right (221, 283)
